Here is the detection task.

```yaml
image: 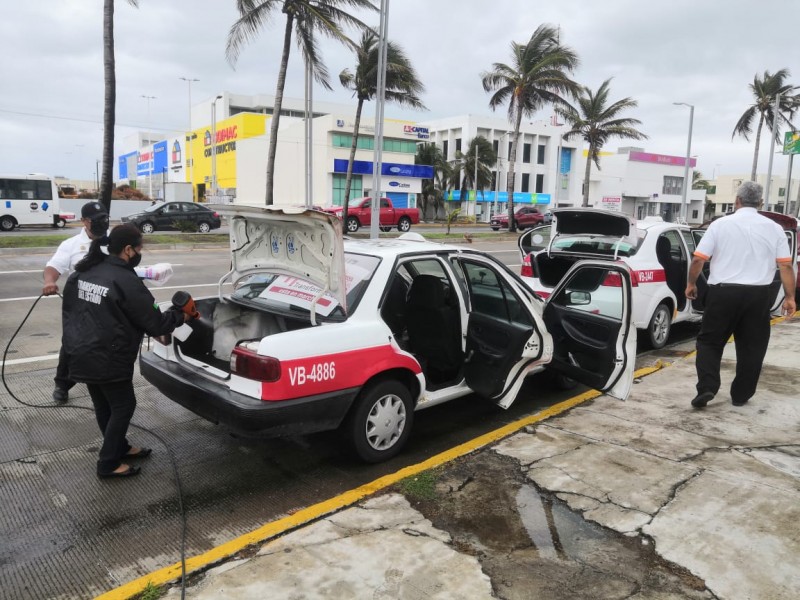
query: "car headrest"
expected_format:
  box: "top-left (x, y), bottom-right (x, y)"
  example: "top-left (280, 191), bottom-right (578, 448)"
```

top-left (407, 274), bottom-right (446, 308)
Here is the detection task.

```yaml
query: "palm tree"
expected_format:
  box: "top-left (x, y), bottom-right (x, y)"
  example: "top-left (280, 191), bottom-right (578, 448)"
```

top-left (414, 143), bottom-right (450, 220)
top-left (692, 171), bottom-right (710, 190)
top-left (556, 78), bottom-right (647, 207)
top-left (449, 136), bottom-right (497, 212)
top-left (226, 0), bottom-right (375, 205)
top-left (339, 28), bottom-right (425, 224)
top-left (481, 24), bottom-right (579, 231)
top-left (100, 0), bottom-right (139, 211)
top-left (732, 69), bottom-right (799, 181)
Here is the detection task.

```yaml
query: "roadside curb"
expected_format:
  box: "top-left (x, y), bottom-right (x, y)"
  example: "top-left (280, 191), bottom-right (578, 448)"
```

top-left (95, 363), bottom-right (667, 600)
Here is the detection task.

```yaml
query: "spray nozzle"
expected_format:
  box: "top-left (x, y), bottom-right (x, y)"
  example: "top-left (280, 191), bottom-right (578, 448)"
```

top-left (171, 291), bottom-right (200, 319)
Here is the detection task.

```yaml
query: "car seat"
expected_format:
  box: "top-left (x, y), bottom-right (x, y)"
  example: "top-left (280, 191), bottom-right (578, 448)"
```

top-left (381, 275), bottom-right (409, 337)
top-left (405, 274), bottom-right (463, 381)
top-left (655, 236), bottom-right (686, 311)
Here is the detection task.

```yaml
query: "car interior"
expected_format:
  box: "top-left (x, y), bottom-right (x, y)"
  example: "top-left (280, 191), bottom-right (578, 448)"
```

top-left (655, 234), bottom-right (687, 311)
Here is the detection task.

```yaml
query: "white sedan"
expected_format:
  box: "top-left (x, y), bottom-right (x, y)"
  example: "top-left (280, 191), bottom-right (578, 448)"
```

top-left (518, 209), bottom-right (797, 349)
top-left (140, 206), bottom-right (636, 462)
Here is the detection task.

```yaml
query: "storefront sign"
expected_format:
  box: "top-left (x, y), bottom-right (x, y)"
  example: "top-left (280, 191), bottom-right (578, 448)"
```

top-left (333, 159), bottom-right (434, 179)
top-left (629, 151), bottom-right (696, 168)
top-left (402, 125), bottom-right (430, 139)
top-left (600, 196), bottom-right (622, 212)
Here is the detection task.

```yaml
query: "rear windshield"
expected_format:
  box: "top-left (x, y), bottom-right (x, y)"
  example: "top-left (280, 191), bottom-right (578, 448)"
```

top-left (552, 231), bottom-right (646, 257)
top-left (230, 252), bottom-right (381, 321)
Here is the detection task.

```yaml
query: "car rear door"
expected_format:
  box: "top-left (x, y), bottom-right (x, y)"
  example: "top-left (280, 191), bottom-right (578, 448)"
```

top-left (688, 228), bottom-right (709, 312)
top-left (542, 260), bottom-right (636, 400)
top-left (452, 255), bottom-right (549, 408)
top-left (379, 198), bottom-right (393, 226)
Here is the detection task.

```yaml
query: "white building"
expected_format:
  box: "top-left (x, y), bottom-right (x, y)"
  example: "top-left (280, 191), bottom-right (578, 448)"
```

top-left (708, 173), bottom-right (800, 217)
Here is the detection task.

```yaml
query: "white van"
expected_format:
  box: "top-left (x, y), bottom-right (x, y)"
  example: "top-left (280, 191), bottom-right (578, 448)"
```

top-left (0, 174), bottom-right (76, 231)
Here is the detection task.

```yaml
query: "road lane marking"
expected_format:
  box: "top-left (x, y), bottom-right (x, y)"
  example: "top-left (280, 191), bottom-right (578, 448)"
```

top-left (0, 354), bottom-right (59, 366)
top-left (0, 282), bottom-right (230, 303)
top-left (0, 264), bottom-right (185, 275)
top-left (96, 363), bottom-right (667, 600)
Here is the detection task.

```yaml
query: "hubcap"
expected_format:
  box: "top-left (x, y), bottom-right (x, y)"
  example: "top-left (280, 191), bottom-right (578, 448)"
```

top-left (652, 309), bottom-right (669, 344)
top-left (365, 394), bottom-right (406, 451)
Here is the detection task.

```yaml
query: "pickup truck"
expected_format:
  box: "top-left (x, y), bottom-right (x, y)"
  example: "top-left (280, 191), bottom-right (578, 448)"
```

top-left (490, 205), bottom-right (544, 231)
top-left (324, 197), bottom-right (420, 233)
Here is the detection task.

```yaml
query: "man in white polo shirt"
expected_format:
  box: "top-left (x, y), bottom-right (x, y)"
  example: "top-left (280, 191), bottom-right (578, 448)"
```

top-left (42, 201), bottom-right (109, 403)
top-left (685, 181), bottom-right (795, 409)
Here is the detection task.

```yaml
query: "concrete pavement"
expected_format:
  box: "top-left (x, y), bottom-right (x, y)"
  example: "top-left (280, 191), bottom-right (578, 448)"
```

top-left (119, 317), bottom-right (800, 600)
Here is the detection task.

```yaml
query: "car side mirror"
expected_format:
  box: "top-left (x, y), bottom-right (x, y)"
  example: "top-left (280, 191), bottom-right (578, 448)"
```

top-left (566, 290), bottom-right (591, 306)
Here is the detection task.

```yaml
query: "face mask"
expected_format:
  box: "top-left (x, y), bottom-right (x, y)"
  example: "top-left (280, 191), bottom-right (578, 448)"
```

top-left (129, 249), bottom-right (143, 268)
top-left (89, 215), bottom-right (109, 237)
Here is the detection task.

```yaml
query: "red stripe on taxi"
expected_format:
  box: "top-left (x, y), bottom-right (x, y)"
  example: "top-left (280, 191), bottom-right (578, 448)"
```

top-left (261, 345), bottom-right (422, 401)
top-left (632, 269), bottom-right (666, 284)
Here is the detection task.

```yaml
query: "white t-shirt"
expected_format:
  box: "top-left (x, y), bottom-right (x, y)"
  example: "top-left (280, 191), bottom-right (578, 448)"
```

top-left (45, 228), bottom-right (94, 275)
top-left (694, 207), bottom-right (792, 285)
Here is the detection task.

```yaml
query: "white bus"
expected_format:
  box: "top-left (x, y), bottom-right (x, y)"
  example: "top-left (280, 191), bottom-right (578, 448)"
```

top-left (0, 174), bottom-right (76, 231)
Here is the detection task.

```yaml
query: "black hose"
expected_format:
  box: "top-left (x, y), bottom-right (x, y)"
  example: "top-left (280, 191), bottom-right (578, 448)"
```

top-left (2, 293), bottom-right (187, 599)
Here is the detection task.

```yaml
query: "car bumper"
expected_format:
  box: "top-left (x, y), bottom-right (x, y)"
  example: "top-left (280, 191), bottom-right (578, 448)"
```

top-left (140, 351), bottom-right (359, 438)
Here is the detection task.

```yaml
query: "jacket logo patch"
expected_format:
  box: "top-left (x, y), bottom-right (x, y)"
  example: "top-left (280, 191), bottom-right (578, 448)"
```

top-left (77, 280), bottom-right (109, 305)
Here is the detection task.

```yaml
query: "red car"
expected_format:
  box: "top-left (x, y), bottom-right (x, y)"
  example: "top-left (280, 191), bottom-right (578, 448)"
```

top-left (490, 206), bottom-right (545, 231)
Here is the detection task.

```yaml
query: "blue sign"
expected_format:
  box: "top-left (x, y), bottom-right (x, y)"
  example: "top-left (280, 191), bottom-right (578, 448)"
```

top-left (153, 140), bottom-right (168, 175)
top-left (333, 159), bottom-right (433, 179)
top-left (560, 147), bottom-right (572, 174)
top-left (118, 151), bottom-right (137, 179)
top-left (446, 190), bottom-right (551, 205)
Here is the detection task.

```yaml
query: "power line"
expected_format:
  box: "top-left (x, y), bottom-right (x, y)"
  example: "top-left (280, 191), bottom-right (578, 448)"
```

top-left (0, 107), bottom-right (182, 133)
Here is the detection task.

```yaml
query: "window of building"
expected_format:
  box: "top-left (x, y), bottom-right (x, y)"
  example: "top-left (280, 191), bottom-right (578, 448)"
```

top-left (332, 173), bottom-right (363, 206)
top-left (455, 138), bottom-right (462, 153)
top-left (692, 209), bottom-right (699, 220)
top-left (535, 174), bottom-right (544, 193)
top-left (521, 173), bottom-right (530, 192)
top-left (663, 176), bottom-right (684, 195)
top-left (537, 144), bottom-right (546, 165)
top-left (332, 133), bottom-right (373, 150)
top-left (492, 140), bottom-right (499, 155)
top-left (522, 143), bottom-right (531, 163)
top-left (382, 138), bottom-right (418, 153)
top-left (508, 141), bottom-right (513, 160)
top-left (442, 140), bottom-right (449, 159)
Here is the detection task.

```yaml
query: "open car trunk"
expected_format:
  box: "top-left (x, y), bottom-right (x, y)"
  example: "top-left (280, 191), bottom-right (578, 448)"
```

top-left (174, 297), bottom-right (314, 375)
top-left (533, 253), bottom-right (589, 288)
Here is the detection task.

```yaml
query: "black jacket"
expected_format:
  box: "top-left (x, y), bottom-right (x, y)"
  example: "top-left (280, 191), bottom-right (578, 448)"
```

top-left (62, 256), bottom-right (184, 383)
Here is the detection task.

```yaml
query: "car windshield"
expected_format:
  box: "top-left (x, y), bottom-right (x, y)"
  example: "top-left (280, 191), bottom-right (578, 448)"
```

top-left (230, 252), bottom-right (381, 321)
top-left (143, 203), bottom-right (163, 213)
top-left (552, 230), bottom-right (646, 257)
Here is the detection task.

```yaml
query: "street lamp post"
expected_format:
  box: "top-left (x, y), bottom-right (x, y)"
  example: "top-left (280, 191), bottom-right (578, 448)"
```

top-left (211, 94), bottom-right (223, 200)
top-left (179, 77), bottom-right (199, 201)
top-left (673, 102), bottom-right (694, 223)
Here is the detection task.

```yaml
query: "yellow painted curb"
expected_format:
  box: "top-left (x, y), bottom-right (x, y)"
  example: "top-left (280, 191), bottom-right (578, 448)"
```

top-left (96, 364), bottom-right (666, 600)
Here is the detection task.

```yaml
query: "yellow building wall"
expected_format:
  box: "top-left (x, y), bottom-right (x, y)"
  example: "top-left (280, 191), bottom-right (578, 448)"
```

top-left (187, 113), bottom-right (268, 192)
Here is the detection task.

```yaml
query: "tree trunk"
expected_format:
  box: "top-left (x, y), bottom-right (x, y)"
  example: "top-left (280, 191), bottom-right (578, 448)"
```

top-left (342, 98), bottom-right (364, 225)
top-left (582, 147), bottom-right (593, 207)
top-left (100, 0), bottom-right (116, 212)
top-left (265, 15), bottom-right (294, 205)
top-left (507, 105), bottom-right (524, 232)
top-left (750, 115), bottom-right (764, 182)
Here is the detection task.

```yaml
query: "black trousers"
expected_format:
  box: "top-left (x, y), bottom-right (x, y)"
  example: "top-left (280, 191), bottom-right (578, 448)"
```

top-left (695, 284), bottom-right (772, 403)
top-left (54, 346), bottom-right (75, 391)
top-left (86, 380), bottom-right (136, 475)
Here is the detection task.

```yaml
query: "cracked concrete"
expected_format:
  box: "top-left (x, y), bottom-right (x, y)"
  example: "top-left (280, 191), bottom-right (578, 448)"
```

top-left (163, 319), bottom-right (799, 600)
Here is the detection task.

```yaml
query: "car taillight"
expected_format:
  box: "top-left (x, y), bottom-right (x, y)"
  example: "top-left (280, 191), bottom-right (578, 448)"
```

top-left (212, 212), bottom-right (220, 218)
top-left (230, 347), bottom-right (281, 382)
top-left (521, 254), bottom-right (534, 277)
top-left (602, 271), bottom-right (638, 287)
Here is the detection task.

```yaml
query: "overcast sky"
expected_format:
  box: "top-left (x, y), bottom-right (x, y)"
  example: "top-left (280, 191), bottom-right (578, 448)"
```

top-left (1, 0), bottom-right (798, 182)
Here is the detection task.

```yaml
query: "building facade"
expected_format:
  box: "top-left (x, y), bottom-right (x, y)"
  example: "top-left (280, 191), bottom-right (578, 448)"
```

top-left (707, 173), bottom-right (799, 217)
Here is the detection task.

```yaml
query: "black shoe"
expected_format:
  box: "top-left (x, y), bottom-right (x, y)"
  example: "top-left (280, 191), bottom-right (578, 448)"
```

top-left (691, 391), bottom-right (715, 409)
top-left (52, 387), bottom-right (68, 404)
top-left (98, 465), bottom-right (141, 479)
top-left (732, 398), bottom-right (749, 407)
top-left (124, 447), bottom-right (152, 460)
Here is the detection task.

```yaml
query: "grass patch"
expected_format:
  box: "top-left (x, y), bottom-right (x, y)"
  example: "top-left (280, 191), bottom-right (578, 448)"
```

top-left (0, 235), bottom-right (73, 248)
top-left (135, 581), bottom-right (163, 600)
top-left (0, 233), bottom-right (229, 249)
top-left (397, 469), bottom-right (441, 501)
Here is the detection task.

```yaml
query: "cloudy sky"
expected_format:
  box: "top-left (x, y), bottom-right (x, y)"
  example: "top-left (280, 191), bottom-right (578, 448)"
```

top-left (1, 0), bottom-right (798, 183)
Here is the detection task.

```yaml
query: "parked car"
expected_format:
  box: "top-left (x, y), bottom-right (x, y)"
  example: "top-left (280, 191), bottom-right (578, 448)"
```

top-left (491, 205), bottom-right (544, 231)
top-left (323, 197), bottom-right (420, 233)
top-left (518, 209), bottom-right (798, 349)
top-left (121, 201), bottom-right (221, 233)
top-left (140, 206), bottom-right (636, 463)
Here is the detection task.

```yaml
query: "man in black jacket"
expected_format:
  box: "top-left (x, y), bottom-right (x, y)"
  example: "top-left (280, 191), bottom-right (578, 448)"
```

top-left (62, 224), bottom-right (190, 478)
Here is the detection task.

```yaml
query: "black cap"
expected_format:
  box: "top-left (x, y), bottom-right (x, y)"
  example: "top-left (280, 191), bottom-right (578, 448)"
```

top-left (81, 202), bottom-right (108, 219)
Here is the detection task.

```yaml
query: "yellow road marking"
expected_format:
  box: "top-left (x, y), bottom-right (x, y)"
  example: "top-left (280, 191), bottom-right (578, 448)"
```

top-left (95, 363), bottom-right (666, 600)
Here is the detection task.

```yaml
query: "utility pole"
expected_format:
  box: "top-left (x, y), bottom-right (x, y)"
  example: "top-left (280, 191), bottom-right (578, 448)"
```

top-left (141, 95), bottom-right (157, 199)
top-left (369, 0), bottom-right (390, 239)
top-left (473, 143), bottom-right (478, 217)
top-left (211, 95), bottom-right (222, 200)
top-left (764, 93), bottom-right (781, 211)
top-left (179, 77), bottom-right (199, 200)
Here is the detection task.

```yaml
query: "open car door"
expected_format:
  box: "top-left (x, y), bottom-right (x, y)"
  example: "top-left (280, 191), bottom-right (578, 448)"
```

top-left (542, 260), bottom-right (636, 400)
top-left (689, 228), bottom-right (709, 312)
top-left (454, 255), bottom-right (549, 409)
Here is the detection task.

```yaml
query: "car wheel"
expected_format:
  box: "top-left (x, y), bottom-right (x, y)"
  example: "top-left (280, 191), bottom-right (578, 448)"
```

top-left (54, 218), bottom-right (67, 229)
top-left (397, 217), bottom-right (412, 232)
top-left (197, 221), bottom-right (211, 233)
top-left (140, 221), bottom-right (155, 234)
top-left (491, 227), bottom-right (500, 231)
top-left (346, 216), bottom-right (360, 233)
top-left (648, 303), bottom-right (672, 349)
top-left (346, 380), bottom-right (413, 463)
top-left (0, 216), bottom-right (16, 231)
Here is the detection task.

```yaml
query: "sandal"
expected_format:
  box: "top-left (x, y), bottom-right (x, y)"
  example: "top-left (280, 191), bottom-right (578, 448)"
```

top-left (125, 447), bottom-right (152, 459)
top-left (98, 465), bottom-right (141, 479)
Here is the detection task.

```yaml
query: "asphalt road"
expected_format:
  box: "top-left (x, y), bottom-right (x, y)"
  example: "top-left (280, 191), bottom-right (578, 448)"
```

top-left (0, 241), bottom-right (700, 599)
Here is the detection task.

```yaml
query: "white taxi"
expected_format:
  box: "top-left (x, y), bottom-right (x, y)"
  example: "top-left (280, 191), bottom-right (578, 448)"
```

top-left (519, 209), bottom-right (797, 349)
top-left (141, 206), bottom-right (636, 462)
